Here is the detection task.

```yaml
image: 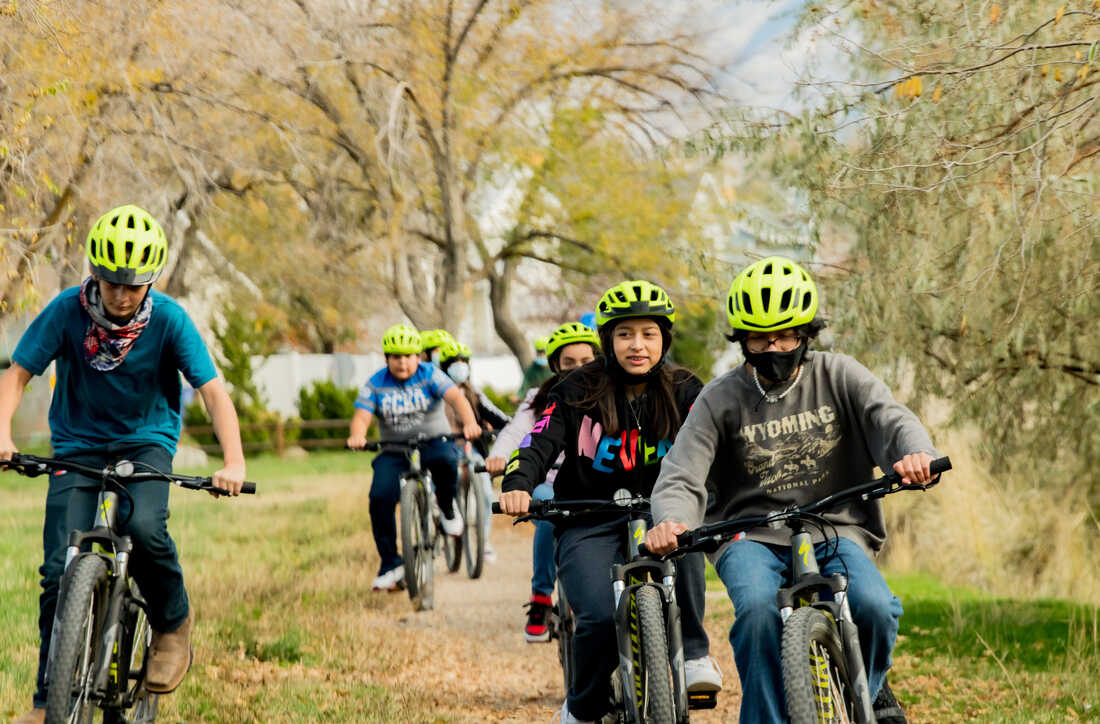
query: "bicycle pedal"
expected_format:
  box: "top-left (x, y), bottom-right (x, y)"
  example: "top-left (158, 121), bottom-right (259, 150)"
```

top-left (687, 691), bottom-right (718, 710)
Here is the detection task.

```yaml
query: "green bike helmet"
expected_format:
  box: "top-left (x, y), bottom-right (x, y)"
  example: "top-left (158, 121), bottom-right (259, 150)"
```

top-left (86, 204), bottom-right (168, 285)
top-left (545, 321), bottom-right (600, 360)
top-left (438, 340), bottom-right (470, 365)
top-left (534, 336), bottom-right (550, 353)
top-left (381, 324), bottom-right (422, 355)
top-left (727, 256), bottom-right (818, 332)
top-left (595, 280), bottom-right (676, 329)
top-left (419, 329), bottom-right (454, 351)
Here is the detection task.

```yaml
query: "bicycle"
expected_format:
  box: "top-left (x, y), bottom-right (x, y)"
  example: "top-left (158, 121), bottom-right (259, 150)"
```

top-left (652, 456), bottom-right (952, 724)
top-left (457, 431), bottom-right (497, 579)
top-left (360, 434), bottom-right (464, 611)
top-left (2, 453), bottom-right (256, 724)
top-left (495, 490), bottom-right (691, 724)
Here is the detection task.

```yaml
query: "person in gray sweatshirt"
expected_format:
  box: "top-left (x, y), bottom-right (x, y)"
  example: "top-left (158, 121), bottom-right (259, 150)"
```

top-left (644, 256), bottom-right (938, 724)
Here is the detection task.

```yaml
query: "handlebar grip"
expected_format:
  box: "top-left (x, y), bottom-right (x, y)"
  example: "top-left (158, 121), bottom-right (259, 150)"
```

top-left (473, 464), bottom-right (488, 473)
top-left (491, 502), bottom-right (502, 514)
top-left (241, 481), bottom-right (257, 495)
top-left (638, 543), bottom-right (652, 557)
top-left (930, 456), bottom-right (952, 476)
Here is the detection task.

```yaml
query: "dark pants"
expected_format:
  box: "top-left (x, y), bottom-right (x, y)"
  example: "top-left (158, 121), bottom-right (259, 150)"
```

top-left (555, 518), bottom-right (710, 721)
top-left (369, 439), bottom-right (459, 575)
top-left (34, 443), bottom-right (187, 708)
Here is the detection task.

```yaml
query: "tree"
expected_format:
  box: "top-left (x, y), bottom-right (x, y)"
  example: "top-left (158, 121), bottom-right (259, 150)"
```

top-left (163, 0), bottom-right (725, 364)
top-left (702, 2), bottom-right (1099, 496)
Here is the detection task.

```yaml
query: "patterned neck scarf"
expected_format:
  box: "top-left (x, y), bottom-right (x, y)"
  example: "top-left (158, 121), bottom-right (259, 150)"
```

top-left (79, 276), bottom-right (153, 372)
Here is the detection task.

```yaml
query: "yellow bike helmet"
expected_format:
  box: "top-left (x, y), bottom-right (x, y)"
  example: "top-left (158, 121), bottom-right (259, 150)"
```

top-left (545, 322), bottom-right (600, 360)
top-left (381, 324), bottom-right (422, 355)
top-left (420, 329), bottom-right (454, 351)
top-left (438, 340), bottom-right (470, 365)
top-left (595, 280), bottom-right (676, 329)
top-left (727, 256), bottom-right (818, 332)
top-left (86, 205), bottom-right (168, 285)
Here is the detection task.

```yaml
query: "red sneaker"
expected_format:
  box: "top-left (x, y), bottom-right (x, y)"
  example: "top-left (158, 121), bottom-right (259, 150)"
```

top-left (523, 593), bottom-right (553, 643)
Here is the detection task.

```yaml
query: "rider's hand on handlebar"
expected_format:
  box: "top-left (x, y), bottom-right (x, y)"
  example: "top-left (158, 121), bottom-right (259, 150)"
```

top-left (211, 462), bottom-right (247, 497)
top-left (892, 452), bottom-right (934, 485)
top-left (0, 436), bottom-right (17, 464)
top-left (644, 520), bottom-right (689, 555)
top-left (346, 434), bottom-right (367, 450)
top-left (498, 490), bottom-right (531, 516)
top-left (462, 422), bottom-right (482, 441)
top-left (484, 456), bottom-right (507, 475)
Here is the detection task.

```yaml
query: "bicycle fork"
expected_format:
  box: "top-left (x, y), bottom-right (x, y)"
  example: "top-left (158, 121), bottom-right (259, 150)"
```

top-left (47, 490), bottom-right (134, 699)
top-left (778, 528), bottom-right (876, 724)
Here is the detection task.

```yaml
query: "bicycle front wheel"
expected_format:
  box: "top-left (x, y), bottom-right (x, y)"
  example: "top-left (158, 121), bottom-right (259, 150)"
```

top-left (633, 586), bottom-right (675, 723)
top-left (460, 470), bottom-right (486, 578)
top-left (781, 607), bottom-right (857, 724)
top-left (400, 478), bottom-right (424, 604)
top-left (45, 555), bottom-right (110, 724)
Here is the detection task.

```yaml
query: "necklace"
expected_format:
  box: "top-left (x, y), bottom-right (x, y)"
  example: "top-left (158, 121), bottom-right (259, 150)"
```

top-left (626, 391), bottom-right (645, 433)
top-left (752, 365), bottom-right (804, 404)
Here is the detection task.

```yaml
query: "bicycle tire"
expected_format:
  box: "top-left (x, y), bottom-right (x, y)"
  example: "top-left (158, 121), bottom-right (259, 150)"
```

top-left (781, 607), bottom-right (857, 724)
top-left (555, 581), bottom-right (575, 697)
top-left (460, 469), bottom-right (486, 579)
top-left (634, 586), bottom-right (675, 723)
top-left (400, 478), bottom-right (424, 603)
top-left (45, 555), bottom-right (110, 724)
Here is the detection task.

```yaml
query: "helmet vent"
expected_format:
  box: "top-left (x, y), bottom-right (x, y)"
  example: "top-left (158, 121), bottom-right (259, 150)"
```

top-left (633, 284), bottom-right (643, 299)
top-left (802, 291), bottom-right (813, 311)
top-left (761, 287), bottom-right (771, 311)
top-left (741, 291), bottom-right (752, 315)
top-left (143, 218), bottom-right (151, 231)
top-left (140, 247), bottom-right (151, 265)
top-left (126, 214), bottom-right (136, 229)
top-left (124, 241), bottom-right (135, 262)
top-left (763, 261), bottom-right (773, 274)
top-left (110, 215), bottom-right (120, 227)
top-left (780, 289), bottom-right (792, 311)
top-left (614, 290), bottom-right (627, 303)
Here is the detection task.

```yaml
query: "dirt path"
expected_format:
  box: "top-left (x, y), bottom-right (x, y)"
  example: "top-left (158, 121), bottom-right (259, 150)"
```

top-left (358, 513), bottom-right (743, 723)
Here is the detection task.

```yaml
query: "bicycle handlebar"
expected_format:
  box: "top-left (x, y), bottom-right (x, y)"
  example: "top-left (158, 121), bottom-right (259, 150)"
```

top-left (491, 495), bottom-right (650, 524)
top-left (346, 433), bottom-right (470, 452)
top-left (3, 453), bottom-right (257, 495)
top-left (648, 455), bottom-right (952, 558)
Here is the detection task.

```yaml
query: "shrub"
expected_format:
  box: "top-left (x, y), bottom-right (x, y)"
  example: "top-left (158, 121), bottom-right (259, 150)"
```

top-left (296, 380), bottom-right (359, 440)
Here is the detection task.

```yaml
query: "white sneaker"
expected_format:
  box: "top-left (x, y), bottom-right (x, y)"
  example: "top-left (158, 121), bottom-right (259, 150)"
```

top-left (552, 700), bottom-right (594, 724)
top-left (440, 505), bottom-right (463, 537)
top-left (484, 541), bottom-right (497, 563)
top-left (684, 655), bottom-right (723, 692)
top-left (370, 567), bottom-right (404, 591)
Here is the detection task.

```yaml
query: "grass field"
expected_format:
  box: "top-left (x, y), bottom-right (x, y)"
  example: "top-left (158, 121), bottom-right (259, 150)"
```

top-left (1, 450), bottom-right (1096, 722)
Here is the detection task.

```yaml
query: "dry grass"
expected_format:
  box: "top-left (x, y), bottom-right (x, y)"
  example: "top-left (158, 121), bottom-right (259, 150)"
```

top-left (882, 440), bottom-right (1100, 602)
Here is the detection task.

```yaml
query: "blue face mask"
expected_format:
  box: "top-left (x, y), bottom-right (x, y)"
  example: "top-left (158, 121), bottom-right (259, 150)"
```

top-left (534, 355), bottom-right (548, 367)
top-left (447, 361), bottom-right (470, 384)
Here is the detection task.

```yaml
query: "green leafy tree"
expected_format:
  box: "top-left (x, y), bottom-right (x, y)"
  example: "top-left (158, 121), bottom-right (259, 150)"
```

top-left (701, 2), bottom-right (1100, 501)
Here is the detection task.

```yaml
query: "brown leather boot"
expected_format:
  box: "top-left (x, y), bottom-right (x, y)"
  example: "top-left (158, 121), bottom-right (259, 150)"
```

top-left (11, 708), bottom-right (45, 724)
top-left (145, 610), bottom-right (193, 694)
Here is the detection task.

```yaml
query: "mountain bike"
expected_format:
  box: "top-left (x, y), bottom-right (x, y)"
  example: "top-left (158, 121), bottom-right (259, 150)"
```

top-left (458, 432), bottom-right (497, 579)
top-left (495, 490), bottom-right (690, 724)
top-left (654, 456), bottom-right (951, 724)
top-left (361, 435), bottom-right (463, 611)
top-left (2, 453), bottom-right (256, 724)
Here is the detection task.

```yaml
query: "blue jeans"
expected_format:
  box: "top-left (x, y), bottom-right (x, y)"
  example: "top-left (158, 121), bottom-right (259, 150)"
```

top-left (35, 444), bottom-right (187, 708)
top-left (715, 537), bottom-right (902, 724)
top-left (369, 439), bottom-right (458, 575)
top-left (530, 482), bottom-right (556, 595)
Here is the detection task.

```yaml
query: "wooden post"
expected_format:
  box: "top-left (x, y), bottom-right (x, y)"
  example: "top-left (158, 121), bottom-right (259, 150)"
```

top-left (275, 418), bottom-right (285, 457)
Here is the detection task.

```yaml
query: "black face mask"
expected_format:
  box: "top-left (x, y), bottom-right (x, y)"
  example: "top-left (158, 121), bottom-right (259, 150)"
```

top-left (742, 340), bottom-right (807, 383)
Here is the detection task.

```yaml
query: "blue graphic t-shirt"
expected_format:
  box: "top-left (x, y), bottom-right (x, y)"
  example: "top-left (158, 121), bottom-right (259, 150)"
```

top-left (12, 287), bottom-right (218, 456)
top-left (355, 362), bottom-right (454, 440)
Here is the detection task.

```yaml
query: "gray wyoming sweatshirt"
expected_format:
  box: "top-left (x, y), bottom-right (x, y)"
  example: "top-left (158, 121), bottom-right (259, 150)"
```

top-left (652, 350), bottom-right (938, 560)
